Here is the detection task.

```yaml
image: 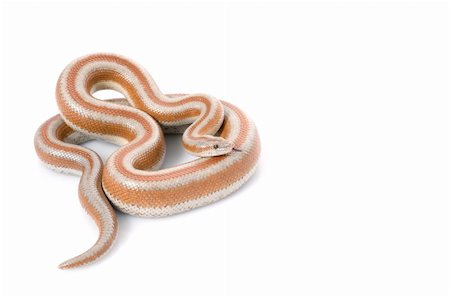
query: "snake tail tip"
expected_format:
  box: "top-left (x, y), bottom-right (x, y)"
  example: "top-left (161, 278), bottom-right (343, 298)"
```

top-left (58, 263), bottom-right (70, 270)
top-left (58, 259), bottom-right (82, 270)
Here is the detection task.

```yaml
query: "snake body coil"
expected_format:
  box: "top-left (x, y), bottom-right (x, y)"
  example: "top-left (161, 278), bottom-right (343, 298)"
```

top-left (34, 54), bottom-right (260, 269)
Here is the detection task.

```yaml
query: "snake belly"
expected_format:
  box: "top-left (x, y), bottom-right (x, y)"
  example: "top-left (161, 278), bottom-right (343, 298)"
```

top-left (34, 54), bottom-right (260, 269)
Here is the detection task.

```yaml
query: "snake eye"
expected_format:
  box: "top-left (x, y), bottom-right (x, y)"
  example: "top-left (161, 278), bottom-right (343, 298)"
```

top-left (213, 144), bottom-right (219, 149)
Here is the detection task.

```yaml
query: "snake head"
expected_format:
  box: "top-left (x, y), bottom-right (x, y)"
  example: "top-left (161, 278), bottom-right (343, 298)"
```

top-left (192, 137), bottom-right (235, 157)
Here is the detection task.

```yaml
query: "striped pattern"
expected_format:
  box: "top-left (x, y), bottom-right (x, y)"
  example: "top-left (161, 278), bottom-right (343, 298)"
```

top-left (34, 116), bottom-right (118, 269)
top-left (34, 53), bottom-right (260, 269)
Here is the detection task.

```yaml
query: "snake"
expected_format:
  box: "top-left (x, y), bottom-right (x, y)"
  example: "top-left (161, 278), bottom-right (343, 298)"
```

top-left (34, 53), bottom-right (260, 269)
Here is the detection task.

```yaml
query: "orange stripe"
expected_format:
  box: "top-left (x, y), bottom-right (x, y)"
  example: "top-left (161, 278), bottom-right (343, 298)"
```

top-left (59, 190), bottom-right (118, 269)
top-left (103, 136), bottom-right (260, 208)
top-left (61, 54), bottom-right (223, 140)
top-left (111, 101), bottom-right (249, 181)
top-left (36, 117), bottom-right (94, 169)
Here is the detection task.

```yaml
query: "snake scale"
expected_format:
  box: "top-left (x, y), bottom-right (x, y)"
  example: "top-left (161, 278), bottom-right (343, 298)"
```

top-left (34, 53), bottom-right (260, 269)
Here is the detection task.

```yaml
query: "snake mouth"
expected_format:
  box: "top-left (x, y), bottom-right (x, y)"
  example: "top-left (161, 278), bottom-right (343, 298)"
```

top-left (232, 147), bottom-right (243, 152)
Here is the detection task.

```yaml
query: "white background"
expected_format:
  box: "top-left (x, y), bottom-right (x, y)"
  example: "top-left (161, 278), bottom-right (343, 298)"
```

top-left (0, 1), bottom-right (448, 297)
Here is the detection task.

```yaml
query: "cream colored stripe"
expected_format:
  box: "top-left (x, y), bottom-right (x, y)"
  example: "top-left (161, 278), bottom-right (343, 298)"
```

top-left (106, 164), bottom-right (258, 217)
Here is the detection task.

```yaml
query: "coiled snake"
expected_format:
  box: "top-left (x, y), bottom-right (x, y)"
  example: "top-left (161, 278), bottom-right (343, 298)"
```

top-left (34, 53), bottom-right (260, 269)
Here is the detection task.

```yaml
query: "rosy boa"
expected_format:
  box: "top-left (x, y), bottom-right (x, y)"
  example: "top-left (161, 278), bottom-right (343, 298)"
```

top-left (34, 53), bottom-right (260, 269)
